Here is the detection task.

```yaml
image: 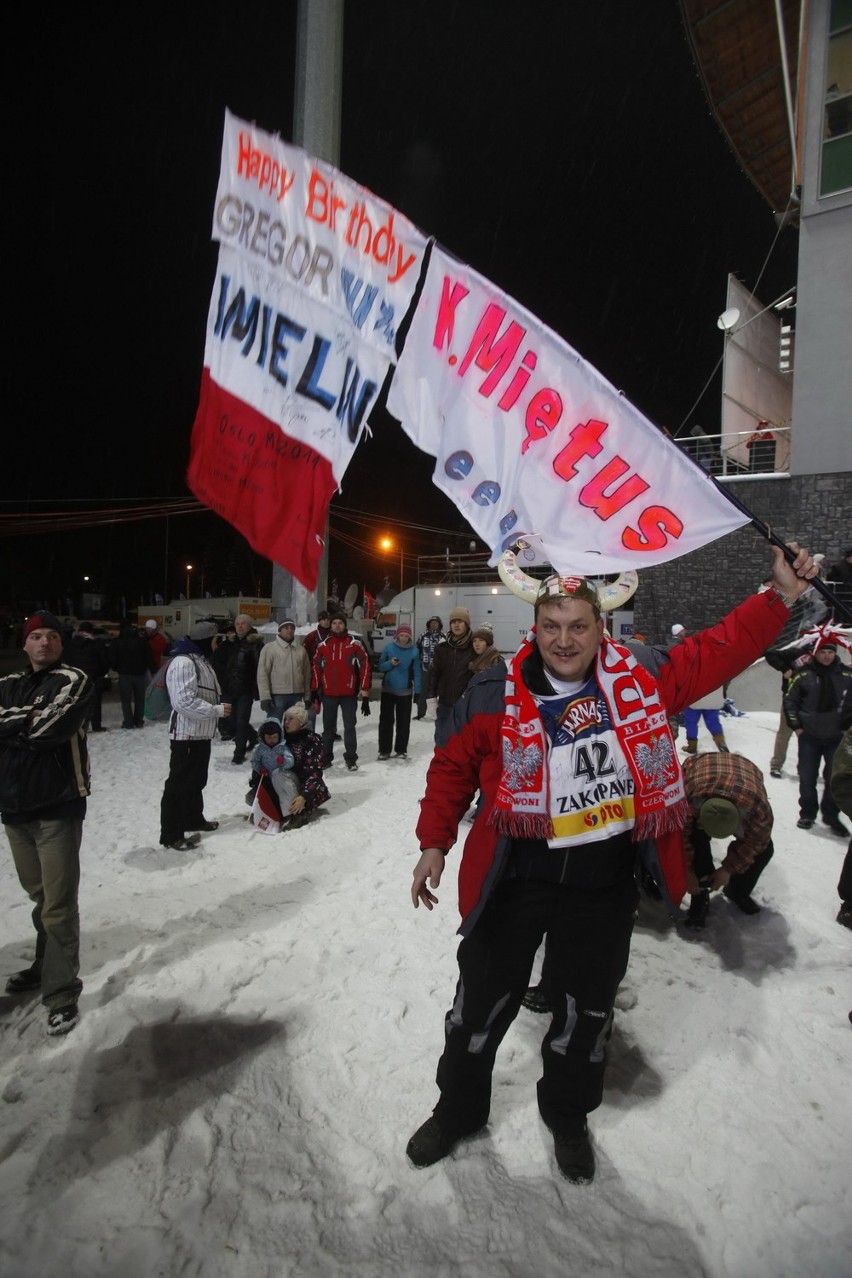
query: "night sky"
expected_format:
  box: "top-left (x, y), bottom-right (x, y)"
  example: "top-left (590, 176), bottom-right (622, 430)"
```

top-left (5, 1), bottom-right (798, 612)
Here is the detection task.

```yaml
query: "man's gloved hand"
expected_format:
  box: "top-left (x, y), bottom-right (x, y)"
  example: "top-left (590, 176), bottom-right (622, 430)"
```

top-left (310, 693), bottom-right (321, 716)
top-left (360, 696), bottom-right (371, 716)
top-left (260, 700), bottom-right (274, 714)
top-left (425, 697), bottom-right (438, 720)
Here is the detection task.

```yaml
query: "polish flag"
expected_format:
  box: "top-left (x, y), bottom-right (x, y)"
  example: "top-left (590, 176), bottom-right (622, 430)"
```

top-left (188, 112), bottom-right (428, 590)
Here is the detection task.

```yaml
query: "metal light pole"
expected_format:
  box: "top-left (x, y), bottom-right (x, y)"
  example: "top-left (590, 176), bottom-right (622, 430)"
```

top-left (185, 564), bottom-right (193, 600)
top-left (380, 536), bottom-right (403, 592)
top-left (271, 0), bottom-right (344, 626)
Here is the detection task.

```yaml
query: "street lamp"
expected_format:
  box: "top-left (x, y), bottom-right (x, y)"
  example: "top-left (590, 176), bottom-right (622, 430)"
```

top-left (185, 563), bottom-right (193, 600)
top-left (379, 536), bottom-right (403, 591)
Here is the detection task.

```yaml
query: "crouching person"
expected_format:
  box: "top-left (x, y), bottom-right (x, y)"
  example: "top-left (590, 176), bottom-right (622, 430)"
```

top-left (247, 706), bottom-right (330, 830)
top-left (248, 717), bottom-right (300, 829)
top-left (282, 703), bottom-right (330, 825)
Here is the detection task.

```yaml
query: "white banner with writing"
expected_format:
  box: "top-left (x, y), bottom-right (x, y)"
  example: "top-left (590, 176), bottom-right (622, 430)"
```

top-left (188, 111), bottom-right (429, 589)
top-left (387, 246), bottom-right (748, 572)
top-left (213, 109), bottom-right (427, 367)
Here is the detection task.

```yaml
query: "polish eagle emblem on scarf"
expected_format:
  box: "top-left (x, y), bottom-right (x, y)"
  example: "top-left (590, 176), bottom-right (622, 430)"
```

top-left (501, 739), bottom-right (544, 791)
top-left (633, 733), bottom-right (675, 792)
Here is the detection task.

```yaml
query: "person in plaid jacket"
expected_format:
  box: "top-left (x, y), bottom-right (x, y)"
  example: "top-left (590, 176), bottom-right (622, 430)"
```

top-left (681, 750), bottom-right (774, 927)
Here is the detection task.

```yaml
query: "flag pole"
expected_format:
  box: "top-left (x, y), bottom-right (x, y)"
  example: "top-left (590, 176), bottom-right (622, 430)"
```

top-left (708, 476), bottom-right (851, 622)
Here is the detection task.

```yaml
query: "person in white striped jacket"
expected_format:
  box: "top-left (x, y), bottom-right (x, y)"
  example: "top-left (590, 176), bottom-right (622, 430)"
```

top-left (159, 622), bottom-right (231, 851)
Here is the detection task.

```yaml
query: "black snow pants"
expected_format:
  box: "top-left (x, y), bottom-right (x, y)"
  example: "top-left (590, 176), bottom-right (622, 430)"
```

top-left (432, 871), bottom-right (638, 1139)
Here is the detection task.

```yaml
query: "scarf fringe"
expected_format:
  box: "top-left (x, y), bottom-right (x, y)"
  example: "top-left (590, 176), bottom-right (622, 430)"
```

top-left (633, 795), bottom-right (690, 841)
top-left (489, 807), bottom-right (554, 841)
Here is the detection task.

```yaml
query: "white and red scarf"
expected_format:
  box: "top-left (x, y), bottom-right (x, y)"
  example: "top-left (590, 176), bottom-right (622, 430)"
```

top-left (490, 628), bottom-right (688, 843)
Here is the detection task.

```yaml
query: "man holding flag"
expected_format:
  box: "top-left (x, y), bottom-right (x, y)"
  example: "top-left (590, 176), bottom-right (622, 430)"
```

top-left (408, 544), bottom-right (818, 1184)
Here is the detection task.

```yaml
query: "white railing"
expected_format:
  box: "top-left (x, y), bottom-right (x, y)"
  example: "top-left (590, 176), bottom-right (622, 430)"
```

top-left (676, 425), bottom-right (791, 479)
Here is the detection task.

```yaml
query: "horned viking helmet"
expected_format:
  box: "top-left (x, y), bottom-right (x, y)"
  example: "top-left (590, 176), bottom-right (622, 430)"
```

top-left (497, 547), bottom-right (638, 614)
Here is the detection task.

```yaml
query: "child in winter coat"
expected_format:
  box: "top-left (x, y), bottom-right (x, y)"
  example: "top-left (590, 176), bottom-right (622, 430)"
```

top-left (248, 717), bottom-right (299, 822)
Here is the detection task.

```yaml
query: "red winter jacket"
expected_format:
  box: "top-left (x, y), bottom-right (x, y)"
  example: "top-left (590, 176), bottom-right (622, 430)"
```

top-left (312, 631), bottom-right (371, 698)
top-left (147, 631), bottom-right (169, 669)
top-left (416, 590), bottom-right (790, 934)
top-left (303, 624), bottom-right (331, 666)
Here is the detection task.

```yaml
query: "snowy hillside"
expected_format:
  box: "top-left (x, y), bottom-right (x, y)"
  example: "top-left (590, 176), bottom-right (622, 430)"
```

top-left (1, 701), bottom-right (850, 1278)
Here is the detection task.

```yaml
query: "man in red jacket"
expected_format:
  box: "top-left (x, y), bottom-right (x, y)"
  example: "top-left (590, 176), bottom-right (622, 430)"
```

top-left (145, 618), bottom-right (170, 670)
top-left (312, 614), bottom-right (371, 772)
top-left (407, 544), bottom-right (818, 1184)
top-left (303, 610), bottom-right (332, 666)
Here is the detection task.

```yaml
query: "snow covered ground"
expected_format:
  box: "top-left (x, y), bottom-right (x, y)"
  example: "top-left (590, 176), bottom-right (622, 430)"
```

top-left (1, 692), bottom-right (850, 1278)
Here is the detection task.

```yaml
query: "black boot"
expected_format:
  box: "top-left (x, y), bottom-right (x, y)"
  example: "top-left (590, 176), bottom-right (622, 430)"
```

top-left (5, 966), bottom-right (41, 994)
top-left (406, 1116), bottom-right (485, 1168)
top-left (683, 889), bottom-right (710, 929)
top-left (544, 1119), bottom-right (595, 1184)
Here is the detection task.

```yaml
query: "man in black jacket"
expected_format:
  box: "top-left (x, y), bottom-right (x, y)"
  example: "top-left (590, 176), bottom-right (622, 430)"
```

top-left (428, 607), bottom-right (474, 748)
top-left (110, 620), bottom-right (157, 729)
top-left (220, 613), bottom-right (262, 764)
top-left (64, 621), bottom-right (111, 732)
top-left (785, 641), bottom-right (852, 834)
top-left (415, 616), bottom-right (444, 719)
top-left (0, 611), bottom-right (93, 1035)
top-left (764, 643), bottom-right (813, 777)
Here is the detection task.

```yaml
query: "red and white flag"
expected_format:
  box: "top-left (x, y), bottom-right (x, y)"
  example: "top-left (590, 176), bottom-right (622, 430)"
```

top-left (188, 110), bottom-right (428, 589)
top-left (387, 246), bottom-right (748, 573)
top-left (249, 778), bottom-right (283, 835)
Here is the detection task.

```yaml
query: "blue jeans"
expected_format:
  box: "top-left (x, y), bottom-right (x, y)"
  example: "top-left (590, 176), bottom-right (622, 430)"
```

top-left (683, 707), bottom-right (723, 740)
top-left (797, 732), bottom-right (841, 823)
top-left (322, 695), bottom-right (358, 764)
top-left (272, 693), bottom-right (304, 721)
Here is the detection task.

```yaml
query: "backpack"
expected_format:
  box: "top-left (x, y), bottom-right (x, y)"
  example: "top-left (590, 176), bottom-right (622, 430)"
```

top-left (143, 653), bottom-right (214, 722)
top-left (144, 660), bottom-right (174, 721)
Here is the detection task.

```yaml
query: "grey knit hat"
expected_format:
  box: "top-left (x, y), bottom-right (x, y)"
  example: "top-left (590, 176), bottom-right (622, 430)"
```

top-left (190, 621), bottom-right (217, 641)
